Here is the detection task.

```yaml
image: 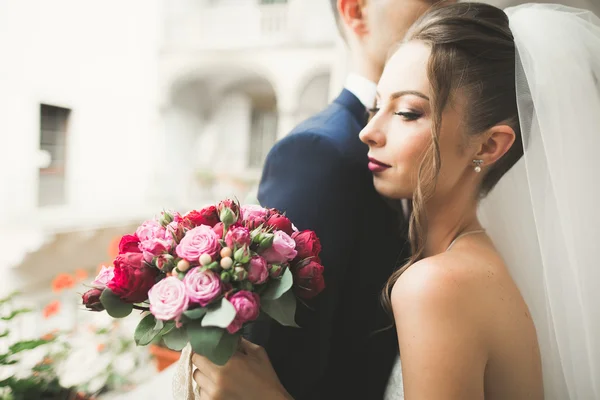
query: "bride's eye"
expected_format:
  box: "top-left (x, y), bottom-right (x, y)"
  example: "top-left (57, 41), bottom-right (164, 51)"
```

top-left (394, 111), bottom-right (422, 121)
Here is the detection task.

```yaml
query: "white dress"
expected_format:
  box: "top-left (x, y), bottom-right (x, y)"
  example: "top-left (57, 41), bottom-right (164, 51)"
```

top-left (383, 357), bottom-right (404, 400)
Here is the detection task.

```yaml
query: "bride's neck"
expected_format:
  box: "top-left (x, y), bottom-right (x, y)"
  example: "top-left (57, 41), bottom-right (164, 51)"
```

top-left (422, 188), bottom-right (482, 257)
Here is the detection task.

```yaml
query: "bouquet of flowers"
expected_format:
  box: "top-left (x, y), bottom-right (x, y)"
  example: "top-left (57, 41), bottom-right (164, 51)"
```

top-left (81, 199), bottom-right (325, 365)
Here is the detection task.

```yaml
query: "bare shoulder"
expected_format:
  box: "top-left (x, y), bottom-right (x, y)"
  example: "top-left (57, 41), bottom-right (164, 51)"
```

top-left (390, 250), bottom-right (507, 331)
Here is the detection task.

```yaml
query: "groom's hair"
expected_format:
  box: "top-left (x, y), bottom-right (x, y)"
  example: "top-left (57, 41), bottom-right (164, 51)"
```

top-left (381, 2), bottom-right (524, 314)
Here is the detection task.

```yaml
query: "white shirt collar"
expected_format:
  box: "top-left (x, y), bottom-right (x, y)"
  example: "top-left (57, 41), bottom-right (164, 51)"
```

top-left (344, 73), bottom-right (378, 109)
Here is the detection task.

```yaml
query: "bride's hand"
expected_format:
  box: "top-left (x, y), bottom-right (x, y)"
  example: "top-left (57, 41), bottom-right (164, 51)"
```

top-left (192, 338), bottom-right (292, 400)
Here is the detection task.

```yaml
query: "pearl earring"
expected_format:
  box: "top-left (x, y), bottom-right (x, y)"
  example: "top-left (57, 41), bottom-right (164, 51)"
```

top-left (473, 159), bottom-right (484, 173)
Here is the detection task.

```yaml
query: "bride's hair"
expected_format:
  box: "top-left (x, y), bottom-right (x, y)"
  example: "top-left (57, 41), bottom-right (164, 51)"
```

top-left (383, 3), bottom-right (524, 312)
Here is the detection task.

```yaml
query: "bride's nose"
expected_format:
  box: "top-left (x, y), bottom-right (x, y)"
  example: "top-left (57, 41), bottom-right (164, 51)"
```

top-left (359, 120), bottom-right (386, 147)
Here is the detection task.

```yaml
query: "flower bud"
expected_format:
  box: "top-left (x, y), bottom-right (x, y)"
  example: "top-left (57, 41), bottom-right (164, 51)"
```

top-left (234, 246), bottom-right (251, 264)
top-left (207, 261), bottom-right (220, 271)
top-left (220, 257), bottom-right (233, 270)
top-left (259, 233), bottom-right (274, 250)
top-left (220, 247), bottom-right (233, 259)
top-left (177, 259), bottom-right (190, 272)
top-left (82, 288), bottom-right (104, 312)
top-left (233, 266), bottom-right (248, 281)
top-left (159, 210), bottom-right (174, 227)
top-left (199, 253), bottom-right (213, 266)
top-left (219, 207), bottom-right (237, 227)
top-left (241, 281), bottom-right (254, 291)
top-left (220, 271), bottom-right (231, 283)
top-left (269, 264), bottom-right (283, 278)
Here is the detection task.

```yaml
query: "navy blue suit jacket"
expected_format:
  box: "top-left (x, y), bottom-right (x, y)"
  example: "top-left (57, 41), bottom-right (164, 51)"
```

top-left (248, 89), bottom-right (409, 400)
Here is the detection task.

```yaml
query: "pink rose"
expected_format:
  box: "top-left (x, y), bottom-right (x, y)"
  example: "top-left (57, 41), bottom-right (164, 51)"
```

top-left (241, 205), bottom-right (268, 229)
top-left (225, 226), bottom-right (251, 249)
top-left (226, 291), bottom-right (260, 334)
top-left (176, 225), bottom-right (221, 262)
top-left (118, 235), bottom-right (141, 254)
top-left (148, 277), bottom-right (189, 321)
top-left (183, 267), bottom-right (222, 306)
top-left (91, 266), bottom-right (115, 289)
top-left (212, 222), bottom-right (225, 239)
top-left (136, 220), bottom-right (173, 262)
top-left (248, 256), bottom-right (269, 285)
top-left (261, 231), bottom-right (297, 264)
top-left (266, 213), bottom-right (294, 235)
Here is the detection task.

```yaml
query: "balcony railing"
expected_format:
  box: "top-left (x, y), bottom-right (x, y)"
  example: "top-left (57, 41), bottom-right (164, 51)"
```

top-left (162, 0), bottom-right (335, 50)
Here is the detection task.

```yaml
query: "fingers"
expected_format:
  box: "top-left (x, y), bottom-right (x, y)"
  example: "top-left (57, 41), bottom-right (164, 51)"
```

top-left (239, 338), bottom-right (263, 354)
top-left (193, 367), bottom-right (215, 397)
top-left (192, 352), bottom-right (221, 381)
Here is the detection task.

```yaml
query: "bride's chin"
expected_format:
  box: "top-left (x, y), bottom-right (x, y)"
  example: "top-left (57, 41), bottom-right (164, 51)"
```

top-left (373, 177), bottom-right (411, 200)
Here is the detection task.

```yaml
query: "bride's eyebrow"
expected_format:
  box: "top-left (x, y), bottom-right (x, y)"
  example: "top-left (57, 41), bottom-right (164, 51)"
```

top-left (376, 90), bottom-right (430, 101)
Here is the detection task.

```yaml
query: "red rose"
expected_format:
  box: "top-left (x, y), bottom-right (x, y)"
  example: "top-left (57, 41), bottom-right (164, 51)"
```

top-left (108, 252), bottom-right (158, 303)
top-left (184, 206), bottom-right (219, 228)
top-left (293, 260), bottom-right (325, 300)
top-left (82, 288), bottom-right (104, 312)
top-left (267, 214), bottom-right (293, 235)
top-left (118, 234), bottom-right (141, 254)
top-left (292, 230), bottom-right (322, 262)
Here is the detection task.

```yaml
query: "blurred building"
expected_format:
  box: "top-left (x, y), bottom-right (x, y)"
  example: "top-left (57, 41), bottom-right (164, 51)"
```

top-left (157, 0), bottom-right (338, 207)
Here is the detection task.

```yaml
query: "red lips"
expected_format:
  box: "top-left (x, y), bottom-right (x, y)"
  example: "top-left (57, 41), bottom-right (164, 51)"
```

top-left (368, 157), bottom-right (391, 173)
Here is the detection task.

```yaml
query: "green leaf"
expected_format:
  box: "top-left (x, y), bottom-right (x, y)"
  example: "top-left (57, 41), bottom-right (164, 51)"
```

top-left (188, 323), bottom-right (224, 361)
top-left (160, 320), bottom-right (176, 336)
top-left (134, 314), bottom-right (158, 346)
top-left (261, 290), bottom-right (300, 328)
top-left (100, 289), bottom-right (133, 318)
top-left (211, 332), bottom-right (240, 366)
top-left (183, 307), bottom-right (207, 320)
top-left (1, 308), bottom-right (33, 321)
top-left (0, 330), bottom-right (8, 338)
top-left (0, 291), bottom-right (19, 306)
top-left (201, 298), bottom-right (236, 328)
top-left (8, 339), bottom-right (52, 355)
top-left (261, 268), bottom-right (293, 301)
top-left (163, 326), bottom-right (189, 351)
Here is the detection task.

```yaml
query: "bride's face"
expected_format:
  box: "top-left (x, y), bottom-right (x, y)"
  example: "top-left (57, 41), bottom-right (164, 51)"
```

top-left (360, 41), bottom-right (475, 200)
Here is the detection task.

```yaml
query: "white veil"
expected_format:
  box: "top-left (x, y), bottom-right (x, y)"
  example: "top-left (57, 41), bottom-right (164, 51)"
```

top-left (478, 4), bottom-right (600, 399)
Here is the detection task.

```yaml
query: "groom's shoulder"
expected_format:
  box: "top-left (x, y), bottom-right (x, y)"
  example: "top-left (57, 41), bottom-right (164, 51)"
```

top-left (271, 103), bottom-right (364, 164)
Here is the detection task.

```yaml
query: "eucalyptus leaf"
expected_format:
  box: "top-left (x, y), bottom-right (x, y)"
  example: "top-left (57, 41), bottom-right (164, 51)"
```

top-left (261, 268), bottom-right (293, 301)
top-left (211, 332), bottom-right (240, 366)
top-left (100, 289), bottom-right (133, 318)
top-left (183, 307), bottom-right (207, 321)
top-left (261, 290), bottom-right (300, 328)
top-left (134, 314), bottom-right (157, 346)
top-left (188, 323), bottom-right (224, 360)
top-left (201, 298), bottom-right (236, 328)
top-left (160, 320), bottom-right (176, 336)
top-left (162, 326), bottom-right (188, 351)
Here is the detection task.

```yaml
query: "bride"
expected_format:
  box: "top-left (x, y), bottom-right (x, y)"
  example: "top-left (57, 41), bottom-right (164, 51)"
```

top-left (182, 3), bottom-right (600, 399)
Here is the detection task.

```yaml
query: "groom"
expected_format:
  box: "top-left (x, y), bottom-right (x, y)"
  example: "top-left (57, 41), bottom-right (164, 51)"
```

top-left (248, 1), bottom-right (448, 399)
top-left (193, 0), bottom-right (449, 399)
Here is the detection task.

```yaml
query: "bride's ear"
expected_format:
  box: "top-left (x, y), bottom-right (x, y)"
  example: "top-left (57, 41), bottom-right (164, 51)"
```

top-left (475, 125), bottom-right (516, 167)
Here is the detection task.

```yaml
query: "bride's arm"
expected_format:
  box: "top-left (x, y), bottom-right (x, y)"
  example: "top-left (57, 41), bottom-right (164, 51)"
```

top-left (392, 258), bottom-right (488, 400)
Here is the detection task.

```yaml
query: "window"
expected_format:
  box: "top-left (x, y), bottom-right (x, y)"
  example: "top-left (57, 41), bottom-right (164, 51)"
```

top-left (259, 0), bottom-right (287, 4)
top-left (249, 109), bottom-right (278, 168)
top-left (38, 104), bottom-right (70, 207)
